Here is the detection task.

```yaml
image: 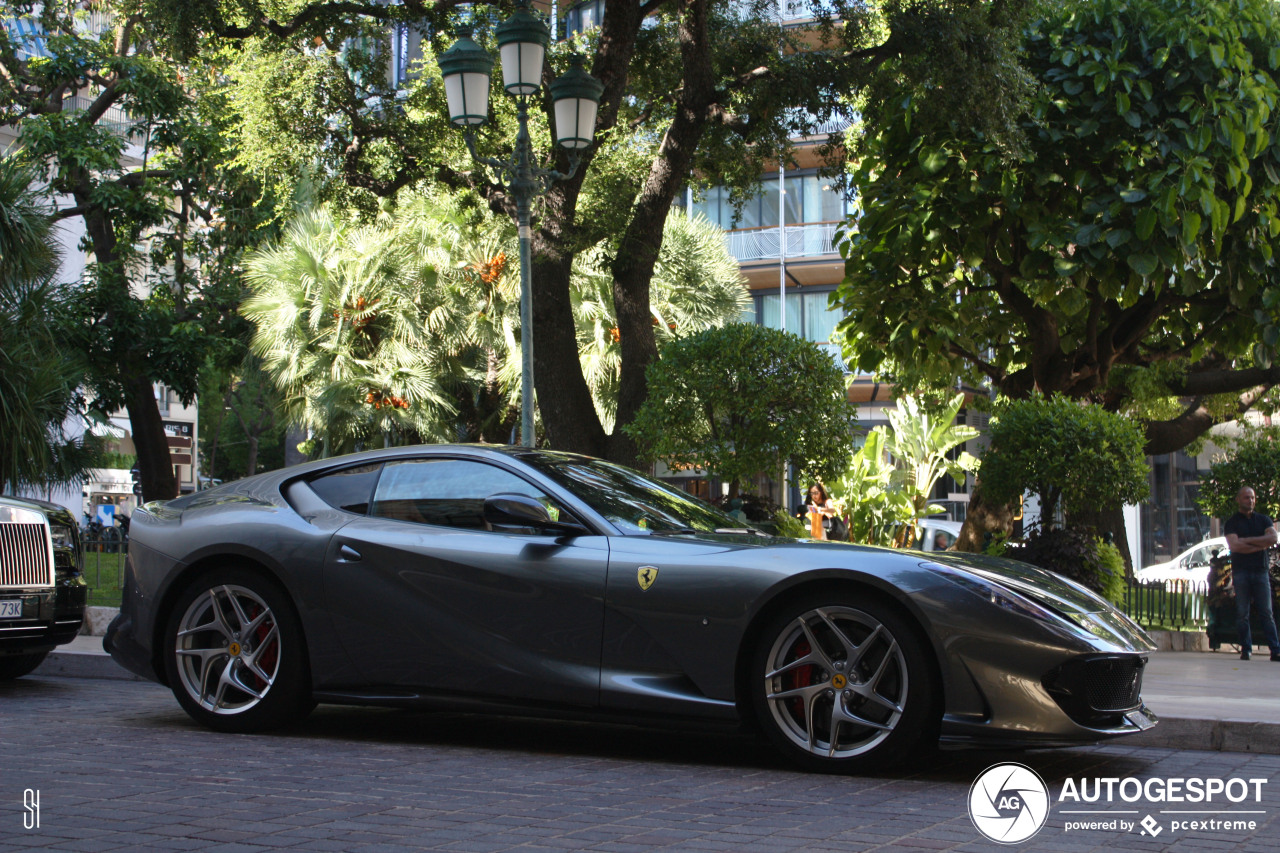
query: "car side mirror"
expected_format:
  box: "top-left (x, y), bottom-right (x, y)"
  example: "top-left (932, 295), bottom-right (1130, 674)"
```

top-left (483, 493), bottom-right (585, 535)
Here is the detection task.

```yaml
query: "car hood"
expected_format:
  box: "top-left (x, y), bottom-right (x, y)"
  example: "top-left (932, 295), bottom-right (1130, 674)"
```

top-left (926, 550), bottom-right (1157, 652)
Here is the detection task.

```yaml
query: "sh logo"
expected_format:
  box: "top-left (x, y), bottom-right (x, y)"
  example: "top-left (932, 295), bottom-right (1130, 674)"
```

top-left (23, 789), bottom-right (39, 829)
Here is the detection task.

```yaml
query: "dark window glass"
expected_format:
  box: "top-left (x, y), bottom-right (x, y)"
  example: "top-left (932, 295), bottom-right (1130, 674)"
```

top-left (308, 464), bottom-right (382, 514)
top-left (525, 457), bottom-right (742, 534)
top-left (370, 459), bottom-right (564, 532)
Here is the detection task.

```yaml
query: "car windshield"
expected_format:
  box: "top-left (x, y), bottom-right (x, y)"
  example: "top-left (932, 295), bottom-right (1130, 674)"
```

top-left (528, 457), bottom-right (744, 534)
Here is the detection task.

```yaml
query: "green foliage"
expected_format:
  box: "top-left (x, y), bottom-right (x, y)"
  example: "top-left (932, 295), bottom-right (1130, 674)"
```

top-left (882, 393), bottom-right (980, 515)
top-left (826, 393), bottom-right (978, 546)
top-left (0, 155), bottom-right (101, 493)
top-left (1198, 425), bottom-right (1280, 519)
top-left (981, 394), bottom-right (1149, 526)
top-left (572, 210), bottom-right (750, 431)
top-left (244, 196), bottom-right (747, 451)
top-left (1096, 540), bottom-right (1128, 604)
top-left (771, 510), bottom-right (812, 540)
top-left (1015, 527), bottom-right (1126, 601)
top-left (627, 324), bottom-right (856, 494)
top-left (95, 453), bottom-right (138, 471)
top-left (835, 0), bottom-right (1280, 441)
top-left (827, 429), bottom-right (917, 546)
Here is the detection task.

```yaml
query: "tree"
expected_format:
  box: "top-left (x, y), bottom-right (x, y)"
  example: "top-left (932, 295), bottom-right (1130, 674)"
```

top-left (141, 0), bottom-right (1033, 466)
top-left (0, 155), bottom-right (100, 494)
top-left (827, 393), bottom-right (978, 546)
top-left (242, 204), bottom-right (461, 454)
top-left (1198, 424), bottom-right (1280, 519)
top-left (834, 0), bottom-right (1280, 547)
top-left (2, 3), bottom-right (274, 500)
top-left (980, 395), bottom-right (1150, 531)
top-left (880, 393), bottom-right (979, 518)
top-left (243, 196), bottom-right (748, 452)
top-left (198, 355), bottom-right (287, 482)
top-left (627, 323), bottom-right (855, 498)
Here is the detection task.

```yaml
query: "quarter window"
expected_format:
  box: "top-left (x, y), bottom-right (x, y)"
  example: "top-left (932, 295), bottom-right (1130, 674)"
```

top-left (308, 464), bottom-right (382, 514)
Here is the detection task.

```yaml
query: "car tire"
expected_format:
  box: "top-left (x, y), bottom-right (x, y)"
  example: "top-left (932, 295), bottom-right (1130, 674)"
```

top-left (0, 651), bottom-right (49, 680)
top-left (750, 592), bottom-right (939, 772)
top-left (163, 568), bottom-right (315, 733)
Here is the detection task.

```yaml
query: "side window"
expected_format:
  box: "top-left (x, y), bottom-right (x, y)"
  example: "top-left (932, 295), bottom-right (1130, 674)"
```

top-left (308, 464), bottom-right (382, 514)
top-left (370, 459), bottom-right (562, 532)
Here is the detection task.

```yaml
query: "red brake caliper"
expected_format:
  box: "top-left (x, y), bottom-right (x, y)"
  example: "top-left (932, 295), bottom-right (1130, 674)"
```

top-left (249, 605), bottom-right (276, 689)
top-left (786, 639), bottom-right (813, 720)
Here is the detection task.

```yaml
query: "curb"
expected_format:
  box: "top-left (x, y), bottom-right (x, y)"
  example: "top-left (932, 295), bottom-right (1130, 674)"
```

top-left (1128, 716), bottom-right (1280, 755)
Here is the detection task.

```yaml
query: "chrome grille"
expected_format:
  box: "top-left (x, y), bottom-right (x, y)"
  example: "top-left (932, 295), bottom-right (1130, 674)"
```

top-left (0, 523), bottom-right (53, 588)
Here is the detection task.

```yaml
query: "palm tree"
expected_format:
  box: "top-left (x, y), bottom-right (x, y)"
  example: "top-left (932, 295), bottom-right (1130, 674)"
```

top-left (242, 198), bottom-right (749, 452)
top-left (573, 210), bottom-right (750, 431)
top-left (242, 206), bottom-right (458, 454)
top-left (0, 155), bottom-right (99, 493)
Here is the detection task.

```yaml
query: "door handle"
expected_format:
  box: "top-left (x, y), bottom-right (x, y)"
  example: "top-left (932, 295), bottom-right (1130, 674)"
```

top-left (338, 544), bottom-right (362, 562)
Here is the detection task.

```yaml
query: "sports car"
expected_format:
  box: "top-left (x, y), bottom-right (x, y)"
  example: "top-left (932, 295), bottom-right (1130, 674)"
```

top-left (105, 445), bottom-right (1157, 771)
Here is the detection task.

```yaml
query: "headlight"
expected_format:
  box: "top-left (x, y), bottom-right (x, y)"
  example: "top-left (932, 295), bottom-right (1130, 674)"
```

top-left (49, 523), bottom-right (77, 552)
top-left (925, 562), bottom-right (1062, 625)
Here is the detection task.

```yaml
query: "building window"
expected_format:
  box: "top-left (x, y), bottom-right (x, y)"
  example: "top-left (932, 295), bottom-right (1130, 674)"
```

top-left (562, 0), bottom-right (605, 38)
top-left (1140, 450), bottom-right (1212, 568)
top-left (689, 173), bottom-right (850, 231)
top-left (755, 289), bottom-right (843, 362)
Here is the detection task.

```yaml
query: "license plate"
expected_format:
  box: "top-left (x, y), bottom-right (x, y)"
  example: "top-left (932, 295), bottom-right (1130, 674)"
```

top-left (0, 600), bottom-right (22, 619)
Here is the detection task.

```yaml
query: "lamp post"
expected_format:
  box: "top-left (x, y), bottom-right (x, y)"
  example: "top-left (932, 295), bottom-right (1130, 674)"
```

top-left (438, 2), bottom-right (603, 448)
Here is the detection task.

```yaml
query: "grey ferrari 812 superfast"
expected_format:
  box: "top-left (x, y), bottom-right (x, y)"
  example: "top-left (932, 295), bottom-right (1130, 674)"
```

top-left (106, 445), bottom-right (1157, 771)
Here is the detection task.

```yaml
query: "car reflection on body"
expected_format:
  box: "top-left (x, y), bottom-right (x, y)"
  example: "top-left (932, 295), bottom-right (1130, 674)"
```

top-left (106, 445), bottom-right (1158, 771)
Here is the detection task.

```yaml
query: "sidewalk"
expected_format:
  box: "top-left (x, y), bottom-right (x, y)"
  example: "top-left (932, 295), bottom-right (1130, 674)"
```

top-left (35, 634), bottom-right (1280, 755)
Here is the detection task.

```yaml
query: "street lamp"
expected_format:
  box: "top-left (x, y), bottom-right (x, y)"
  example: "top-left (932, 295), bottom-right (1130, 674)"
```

top-left (438, 2), bottom-right (603, 448)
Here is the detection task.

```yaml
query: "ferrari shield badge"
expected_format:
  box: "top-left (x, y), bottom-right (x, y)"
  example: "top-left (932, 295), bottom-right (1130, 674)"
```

top-left (637, 566), bottom-right (659, 591)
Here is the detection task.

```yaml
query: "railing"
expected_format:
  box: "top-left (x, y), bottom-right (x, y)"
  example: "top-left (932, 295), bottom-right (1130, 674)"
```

top-left (726, 222), bottom-right (845, 262)
top-left (726, 0), bottom-right (841, 24)
top-left (62, 94), bottom-right (140, 138)
top-left (1122, 577), bottom-right (1209, 631)
top-left (81, 530), bottom-right (127, 607)
top-left (785, 108), bottom-right (855, 138)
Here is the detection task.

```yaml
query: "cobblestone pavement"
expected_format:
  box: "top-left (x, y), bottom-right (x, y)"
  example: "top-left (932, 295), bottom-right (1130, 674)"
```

top-left (4, 676), bottom-right (1280, 853)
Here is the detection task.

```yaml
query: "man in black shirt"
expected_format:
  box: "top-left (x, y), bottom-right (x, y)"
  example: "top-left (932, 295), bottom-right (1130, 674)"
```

top-left (1225, 486), bottom-right (1280, 660)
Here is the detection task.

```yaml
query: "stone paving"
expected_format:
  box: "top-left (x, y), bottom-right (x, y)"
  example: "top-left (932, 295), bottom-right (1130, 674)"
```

top-left (5, 675), bottom-right (1280, 853)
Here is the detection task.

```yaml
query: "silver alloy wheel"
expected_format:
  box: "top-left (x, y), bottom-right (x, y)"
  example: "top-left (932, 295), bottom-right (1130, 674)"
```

top-left (174, 583), bottom-right (282, 715)
top-left (763, 605), bottom-right (908, 759)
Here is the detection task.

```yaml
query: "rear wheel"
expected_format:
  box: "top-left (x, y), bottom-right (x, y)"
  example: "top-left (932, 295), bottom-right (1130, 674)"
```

top-left (0, 651), bottom-right (49, 680)
top-left (163, 569), bottom-right (314, 732)
top-left (751, 594), bottom-right (939, 772)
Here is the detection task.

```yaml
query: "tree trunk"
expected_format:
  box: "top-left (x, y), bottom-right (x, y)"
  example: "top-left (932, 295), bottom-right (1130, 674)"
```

top-left (1067, 505), bottom-right (1133, 574)
top-left (244, 435), bottom-right (259, 477)
top-left (955, 482), bottom-right (1016, 552)
top-left (124, 371), bottom-right (178, 501)
top-left (531, 234), bottom-right (608, 456)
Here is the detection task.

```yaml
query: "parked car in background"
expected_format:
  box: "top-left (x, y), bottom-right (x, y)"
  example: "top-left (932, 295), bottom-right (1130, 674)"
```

top-left (0, 496), bottom-right (88, 679)
top-left (1134, 537), bottom-right (1226, 586)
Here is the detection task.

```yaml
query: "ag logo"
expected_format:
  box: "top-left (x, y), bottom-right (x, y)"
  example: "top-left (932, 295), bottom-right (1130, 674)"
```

top-left (968, 762), bottom-right (1050, 844)
top-left (637, 566), bottom-right (658, 590)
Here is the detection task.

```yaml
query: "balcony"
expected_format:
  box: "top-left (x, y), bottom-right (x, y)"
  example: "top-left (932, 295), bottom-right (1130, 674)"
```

top-left (727, 0), bottom-right (841, 25)
top-left (725, 222), bottom-right (845, 262)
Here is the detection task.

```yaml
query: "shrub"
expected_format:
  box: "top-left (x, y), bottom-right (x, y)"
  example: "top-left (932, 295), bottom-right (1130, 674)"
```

top-left (1014, 526), bottom-right (1124, 601)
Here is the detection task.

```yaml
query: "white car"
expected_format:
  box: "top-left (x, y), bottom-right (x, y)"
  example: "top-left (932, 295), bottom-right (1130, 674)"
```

top-left (1134, 537), bottom-right (1226, 586)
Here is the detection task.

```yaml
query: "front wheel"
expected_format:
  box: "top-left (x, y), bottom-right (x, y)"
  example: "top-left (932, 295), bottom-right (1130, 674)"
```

top-left (163, 569), bottom-right (314, 732)
top-left (0, 651), bottom-right (49, 680)
top-left (750, 594), bottom-right (939, 772)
